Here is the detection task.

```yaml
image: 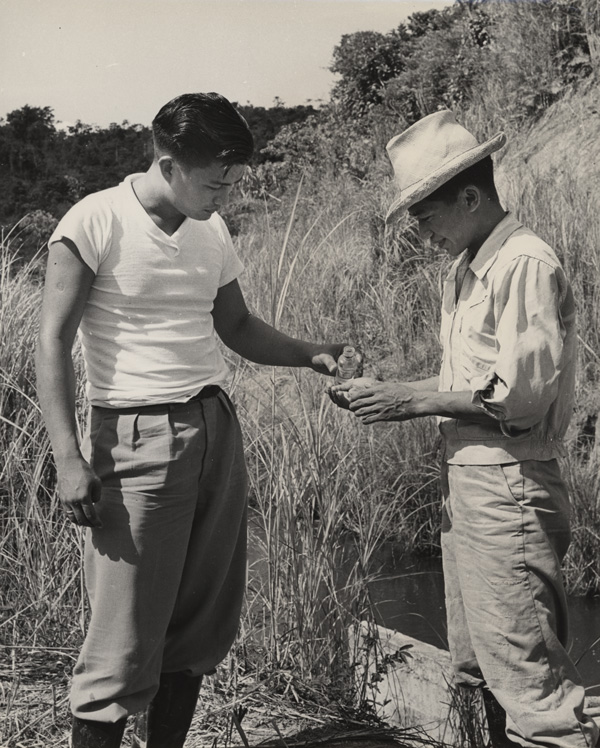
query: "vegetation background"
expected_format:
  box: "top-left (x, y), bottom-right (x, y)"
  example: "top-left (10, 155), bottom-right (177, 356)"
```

top-left (1, 0), bottom-right (599, 745)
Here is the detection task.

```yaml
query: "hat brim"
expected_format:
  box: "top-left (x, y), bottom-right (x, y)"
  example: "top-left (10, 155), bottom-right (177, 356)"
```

top-left (385, 131), bottom-right (507, 225)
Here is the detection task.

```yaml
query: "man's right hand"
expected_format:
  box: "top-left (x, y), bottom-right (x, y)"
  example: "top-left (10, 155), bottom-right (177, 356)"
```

top-left (57, 456), bottom-right (103, 528)
top-left (328, 376), bottom-right (376, 410)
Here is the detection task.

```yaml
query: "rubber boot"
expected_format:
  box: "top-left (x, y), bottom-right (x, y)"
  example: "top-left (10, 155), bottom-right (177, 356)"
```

top-left (482, 689), bottom-right (520, 748)
top-left (71, 716), bottom-right (127, 748)
top-left (131, 672), bottom-right (202, 748)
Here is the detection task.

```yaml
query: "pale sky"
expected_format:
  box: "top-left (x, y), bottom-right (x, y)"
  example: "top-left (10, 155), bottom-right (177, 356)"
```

top-left (1, 0), bottom-right (452, 129)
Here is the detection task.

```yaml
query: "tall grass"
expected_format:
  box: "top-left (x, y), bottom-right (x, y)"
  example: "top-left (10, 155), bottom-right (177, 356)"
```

top-left (1, 145), bottom-right (599, 745)
top-left (0, 189), bottom-right (445, 745)
top-left (499, 167), bottom-right (600, 595)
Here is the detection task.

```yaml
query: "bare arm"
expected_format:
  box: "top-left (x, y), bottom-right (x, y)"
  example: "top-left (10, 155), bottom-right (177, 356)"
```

top-left (333, 378), bottom-right (495, 425)
top-left (404, 376), bottom-right (440, 391)
top-left (35, 240), bottom-right (102, 527)
top-left (405, 388), bottom-right (497, 423)
top-left (212, 279), bottom-right (345, 374)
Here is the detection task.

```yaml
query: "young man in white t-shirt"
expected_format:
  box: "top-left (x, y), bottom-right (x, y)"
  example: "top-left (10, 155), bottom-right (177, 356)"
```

top-left (36, 92), bottom-right (346, 748)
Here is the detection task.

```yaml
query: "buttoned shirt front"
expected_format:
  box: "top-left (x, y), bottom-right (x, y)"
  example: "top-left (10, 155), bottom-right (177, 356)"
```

top-left (439, 212), bottom-right (577, 464)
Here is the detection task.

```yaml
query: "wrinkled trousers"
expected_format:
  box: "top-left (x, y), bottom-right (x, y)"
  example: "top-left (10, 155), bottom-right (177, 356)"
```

top-left (71, 388), bottom-right (248, 723)
top-left (441, 459), bottom-right (599, 748)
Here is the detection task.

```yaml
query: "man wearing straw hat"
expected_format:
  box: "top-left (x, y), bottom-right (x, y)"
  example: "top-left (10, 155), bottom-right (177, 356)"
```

top-left (332, 110), bottom-right (599, 747)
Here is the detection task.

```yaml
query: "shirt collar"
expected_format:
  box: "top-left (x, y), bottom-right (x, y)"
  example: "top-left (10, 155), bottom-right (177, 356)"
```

top-left (122, 174), bottom-right (190, 249)
top-left (469, 212), bottom-right (522, 280)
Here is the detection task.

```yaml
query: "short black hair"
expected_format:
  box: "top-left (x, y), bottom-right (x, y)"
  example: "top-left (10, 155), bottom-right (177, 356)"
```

top-left (152, 92), bottom-right (254, 167)
top-left (427, 156), bottom-right (498, 203)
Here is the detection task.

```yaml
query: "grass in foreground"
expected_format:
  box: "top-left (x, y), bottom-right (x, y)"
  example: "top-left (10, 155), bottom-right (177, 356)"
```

top-left (1, 156), bottom-right (599, 744)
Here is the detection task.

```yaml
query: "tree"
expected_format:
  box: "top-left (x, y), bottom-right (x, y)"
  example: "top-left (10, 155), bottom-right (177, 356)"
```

top-left (236, 102), bottom-right (317, 163)
top-left (329, 29), bottom-right (410, 116)
top-left (382, 5), bottom-right (489, 124)
top-left (2, 105), bottom-right (57, 178)
top-left (6, 104), bottom-right (55, 144)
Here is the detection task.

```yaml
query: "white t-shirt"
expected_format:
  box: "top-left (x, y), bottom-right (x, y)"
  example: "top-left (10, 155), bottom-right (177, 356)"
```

top-left (48, 174), bottom-right (244, 407)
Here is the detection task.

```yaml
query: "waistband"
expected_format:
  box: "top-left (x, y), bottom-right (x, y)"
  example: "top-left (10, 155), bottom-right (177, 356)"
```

top-left (92, 385), bottom-right (222, 416)
top-left (439, 419), bottom-right (564, 465)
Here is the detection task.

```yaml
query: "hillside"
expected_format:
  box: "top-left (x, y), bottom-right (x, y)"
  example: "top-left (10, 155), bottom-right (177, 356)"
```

top-left (496, 78), bottom-right (600, 195)
top-left (494, 78), bottom-right (600, 466)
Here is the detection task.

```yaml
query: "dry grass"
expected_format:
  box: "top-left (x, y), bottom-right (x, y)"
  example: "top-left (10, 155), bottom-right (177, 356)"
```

top-left (1, 123), bottom-right (599, 744)
top-left (0, 198), bottom-right (449, 747)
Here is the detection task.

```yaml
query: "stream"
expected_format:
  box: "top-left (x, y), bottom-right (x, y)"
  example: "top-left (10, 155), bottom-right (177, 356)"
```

top-left (247, 516), bottom-right (600, 696)
top-left (364, 543), bottom-right (600, 696)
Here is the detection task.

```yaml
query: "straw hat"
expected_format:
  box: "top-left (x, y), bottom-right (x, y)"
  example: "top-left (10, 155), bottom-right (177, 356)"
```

top-left (385, 110), bottom-right (506, 224)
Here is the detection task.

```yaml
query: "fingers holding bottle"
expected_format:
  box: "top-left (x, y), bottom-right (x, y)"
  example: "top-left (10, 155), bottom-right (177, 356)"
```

top-left (328, 344), bottom-right (368, 408)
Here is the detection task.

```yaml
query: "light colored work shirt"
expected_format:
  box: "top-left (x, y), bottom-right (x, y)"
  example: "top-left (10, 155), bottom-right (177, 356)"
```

top-left (48, 174), bottom-right (244, 407)
top-left (438, 212), bottom-right (577, 464)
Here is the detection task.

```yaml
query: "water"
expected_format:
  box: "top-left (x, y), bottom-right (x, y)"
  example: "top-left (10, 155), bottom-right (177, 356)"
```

top-left (364, 543), bottom-right (600, 696)
top-left (246, 514), bottom-right (600, 695)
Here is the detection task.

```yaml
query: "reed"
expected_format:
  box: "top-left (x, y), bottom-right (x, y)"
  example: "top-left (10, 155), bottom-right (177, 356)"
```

top-left (1, 156), bottom-right (599, 744)
top-left (500, 167), bottom-right (600, 595)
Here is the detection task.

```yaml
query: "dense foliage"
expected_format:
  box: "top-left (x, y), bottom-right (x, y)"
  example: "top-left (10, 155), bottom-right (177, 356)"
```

top-left (256, 0), bottom-right (596, 192)
top-left (1, 0), bottom-right (595, 259)
top-left (0, 101), bottom-right (316, 258)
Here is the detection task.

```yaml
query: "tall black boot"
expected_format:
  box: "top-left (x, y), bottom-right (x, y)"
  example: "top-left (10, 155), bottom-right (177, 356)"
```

top-left (482, 689), bottom-right (520, 748)
top-left (132, 672), bottom-right (202, 748)
top-left (71, 716), bottom-right (127, 748)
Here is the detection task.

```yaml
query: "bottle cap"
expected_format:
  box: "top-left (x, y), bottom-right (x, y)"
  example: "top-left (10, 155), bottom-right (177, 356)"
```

top-left (343, 345), bottom-right (355, 357)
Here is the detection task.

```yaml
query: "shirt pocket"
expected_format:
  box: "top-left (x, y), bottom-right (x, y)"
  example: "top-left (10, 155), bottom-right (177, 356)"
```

top-left (458, 291), bottom-right (496, 380)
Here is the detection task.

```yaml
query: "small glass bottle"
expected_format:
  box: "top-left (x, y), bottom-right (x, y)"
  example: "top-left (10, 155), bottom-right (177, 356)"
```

top-left (335, 346), bottom-right (360, 385)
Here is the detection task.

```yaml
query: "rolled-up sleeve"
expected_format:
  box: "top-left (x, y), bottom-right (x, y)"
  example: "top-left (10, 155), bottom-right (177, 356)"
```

top-left (470, 256), bottom-right (567, 434)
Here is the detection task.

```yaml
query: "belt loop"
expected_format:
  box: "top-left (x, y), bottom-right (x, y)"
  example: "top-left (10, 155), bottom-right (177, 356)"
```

top-left (132, 412), bottom-right (140, 450)
top-left (190, 385), bottom-right (221, 403)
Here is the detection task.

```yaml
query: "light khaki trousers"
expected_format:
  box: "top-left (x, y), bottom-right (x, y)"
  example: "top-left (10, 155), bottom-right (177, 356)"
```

top-left (441, 459), bottom-right (599, 747)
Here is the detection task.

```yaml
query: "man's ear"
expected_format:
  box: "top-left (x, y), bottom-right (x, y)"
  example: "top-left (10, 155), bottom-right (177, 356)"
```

top-left (158, 156), bottom-right (175, 182)
top-left (463, 185), bottom-right (481, 213)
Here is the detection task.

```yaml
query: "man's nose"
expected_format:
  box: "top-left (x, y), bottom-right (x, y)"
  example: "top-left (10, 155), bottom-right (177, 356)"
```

top-left (418, 223), bottom-right (432, 241)
top-left (214, 187), bottom-right (232, 208)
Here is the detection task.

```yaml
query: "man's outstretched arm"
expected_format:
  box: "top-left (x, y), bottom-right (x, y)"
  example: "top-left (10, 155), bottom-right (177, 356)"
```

top-left (332, 378), bottom-right (496, 425)
top-left (212, 278), bottom-right (345, 374)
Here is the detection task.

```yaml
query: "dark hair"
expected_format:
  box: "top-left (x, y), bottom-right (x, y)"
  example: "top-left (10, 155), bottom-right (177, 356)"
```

top-left (152, 92), bottom-right (254, 167)
top-left (427, 156), bottom-right (498, 203)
